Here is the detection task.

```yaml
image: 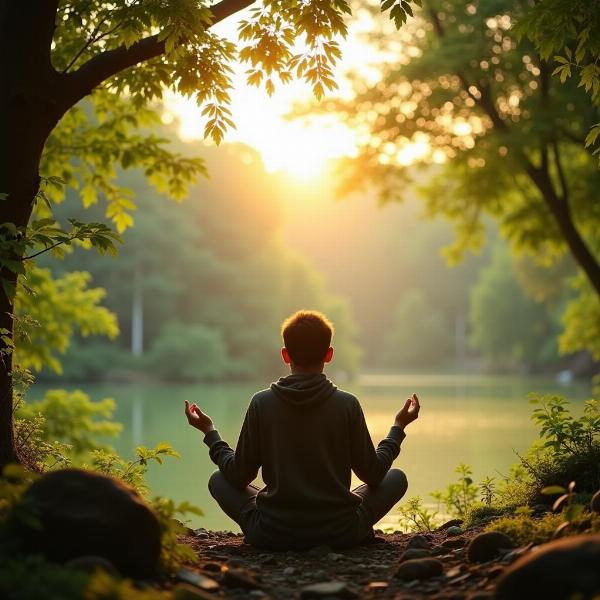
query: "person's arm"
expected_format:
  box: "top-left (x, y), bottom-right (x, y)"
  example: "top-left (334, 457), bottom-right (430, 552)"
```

top-left (184, 399), bottom-right (261, 489)
top-left (351, 394), bottom-right (420, 486)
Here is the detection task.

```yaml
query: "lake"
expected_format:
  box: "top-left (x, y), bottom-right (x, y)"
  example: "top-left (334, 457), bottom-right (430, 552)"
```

top-left (31, 373), bottom-right (591, 532)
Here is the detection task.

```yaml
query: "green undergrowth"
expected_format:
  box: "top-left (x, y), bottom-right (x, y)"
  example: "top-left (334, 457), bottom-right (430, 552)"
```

top-left (398, 393), bottom-right (600, 545)
top-left (0, 380), bottom-right (202, 599)
top-left (487, 510), bottom-right (600, 546)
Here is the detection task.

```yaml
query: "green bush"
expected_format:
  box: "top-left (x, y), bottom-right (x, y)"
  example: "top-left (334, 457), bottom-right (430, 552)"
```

top-left (146, 322), bottom-right (228, 381)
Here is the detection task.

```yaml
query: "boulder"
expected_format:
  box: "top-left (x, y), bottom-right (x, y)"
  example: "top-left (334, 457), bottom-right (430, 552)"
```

top-left (467, 531), bottom-right (513, 563)
top-left (16, 468), bottom-right (161, 578)
top-left (394, 557), bottom-right (444, 581)
top-left (591, 490), bottom-right (600, 514)
top-left (494, 534), bottom-right (600, 600)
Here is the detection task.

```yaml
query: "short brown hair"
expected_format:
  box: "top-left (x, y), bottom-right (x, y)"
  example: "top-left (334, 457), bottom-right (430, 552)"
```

top-left (281, 310), bottom-right (334, 367)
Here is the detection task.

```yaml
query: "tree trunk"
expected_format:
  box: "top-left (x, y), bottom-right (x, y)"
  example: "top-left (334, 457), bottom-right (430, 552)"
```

top-left (0, 1), bottom-right (63, 468)
top-left (526, 164), bottom-right (600, 299)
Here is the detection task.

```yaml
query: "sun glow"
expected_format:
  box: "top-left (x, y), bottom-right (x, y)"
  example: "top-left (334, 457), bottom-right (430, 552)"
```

top-left (163, 90), bottom-right (357, 180)
top-left (162, 8), bottom-right (429, 181)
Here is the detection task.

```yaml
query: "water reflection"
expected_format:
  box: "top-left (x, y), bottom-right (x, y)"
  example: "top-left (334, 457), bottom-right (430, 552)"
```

top-left (32, 375), bottom-right (590, 532)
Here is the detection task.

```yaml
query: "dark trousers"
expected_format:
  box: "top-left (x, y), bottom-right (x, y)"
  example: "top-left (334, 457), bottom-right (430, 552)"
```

top-left (208, 469), bottom-right (408, 544)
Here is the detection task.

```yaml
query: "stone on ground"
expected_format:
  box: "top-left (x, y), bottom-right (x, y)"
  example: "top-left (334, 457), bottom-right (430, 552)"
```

top-left (399, 548), bottom-right (431, 561)
top-left (16, 468), bottom-right (161, 577)
top-left (494, 534), bottom-right (600, 600)
top-left (394, 557), bottom-right (444, 581)
top-left (591, 490), bottom-right (600, 514)
top-left (467, 531), bottom-right (514, 563)
top-left (300, 581), bottom-right (358, 598)
top-left (406, 534), bottom-right (431, 549)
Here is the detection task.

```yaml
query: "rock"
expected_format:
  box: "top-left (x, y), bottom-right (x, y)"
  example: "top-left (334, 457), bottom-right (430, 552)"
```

top-left (300, 581), bottom-right (358, 599)
top-left (438, 519), bottom-right (464, 530)
top-left (307, 545), bottom-right (333, 558)
top-left (495, 534), bottom-right (600, 600)
top-left (406, 534), bottom-right (431, 549)
top-left (441, 536), bottom-right (466, 549)
top-left (222, 567), bottom-right (262, 590)
top-left (591, 490), bottom-right (600, 514)
top-left (174, 584), bottom-right (217, 600)
top-left (66, 555), bottom-right (119, 577)
top-left (282, 567), bottom-right (295, 576)
top-left (366, 581), bottom-right (389, 591)
top-left (327, 552), bottom-right (345, 561)
top-left (16, 468), bottom-right (161, 578)
top-left (177, 569), bottom-right (220, 591)
top-left (202, 561), bottom-right (222, 572)
top-left (446, 526), bottom-right (464, 537)
top-left (467, 531), bottom-right (514, 563)
top-left (399, 548), bottom-right (431, 562)
top-left (394, 558), bottom-right (444, 581)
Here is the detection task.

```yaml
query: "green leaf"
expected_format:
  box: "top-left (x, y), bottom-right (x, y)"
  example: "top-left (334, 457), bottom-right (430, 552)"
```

top-left (541, 485), bottom-right (566, 495)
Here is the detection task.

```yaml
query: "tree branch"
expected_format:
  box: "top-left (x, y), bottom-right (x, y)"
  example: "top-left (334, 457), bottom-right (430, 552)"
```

top-left (552, 139), bottom-right (569, 202)
top-left (64, 0), bottom-right (255, 106)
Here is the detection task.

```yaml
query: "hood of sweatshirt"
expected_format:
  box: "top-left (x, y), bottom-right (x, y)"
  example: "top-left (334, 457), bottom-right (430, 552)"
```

top-left (270, 373), bottom-right (337, 408)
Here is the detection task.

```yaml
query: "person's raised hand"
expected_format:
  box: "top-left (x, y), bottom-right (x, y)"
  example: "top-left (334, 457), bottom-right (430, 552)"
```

top-left (395, 393), bottom-right (420, 430)
top-left (184, 400), bottom-right (215, 434)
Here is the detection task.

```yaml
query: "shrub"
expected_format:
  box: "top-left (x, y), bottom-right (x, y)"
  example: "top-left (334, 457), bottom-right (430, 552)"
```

top-left (397, 496), bottom-right (440, 532)
top-left (146, 322), bottom-right (228, 381)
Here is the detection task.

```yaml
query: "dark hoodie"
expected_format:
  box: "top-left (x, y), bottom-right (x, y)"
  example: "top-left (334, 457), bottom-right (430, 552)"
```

top-left (203, 373), bottom-right (405, 549)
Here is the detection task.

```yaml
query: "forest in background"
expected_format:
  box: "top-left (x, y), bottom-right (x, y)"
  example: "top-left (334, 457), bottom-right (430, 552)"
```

top-left (35, 128), bottom-right (584, 384)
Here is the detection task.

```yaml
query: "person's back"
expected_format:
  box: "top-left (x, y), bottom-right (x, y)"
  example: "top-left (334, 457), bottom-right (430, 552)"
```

top-left (184, 310), bottom-right (420, 550)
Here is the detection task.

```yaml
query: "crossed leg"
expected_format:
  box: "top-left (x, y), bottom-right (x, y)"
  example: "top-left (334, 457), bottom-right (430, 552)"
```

top-left (208, 468), bottom-right (408, 535)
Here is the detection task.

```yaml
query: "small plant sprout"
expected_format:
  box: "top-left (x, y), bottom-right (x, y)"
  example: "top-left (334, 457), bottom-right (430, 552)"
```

top-left (542, 481), bottom-right (585, 537)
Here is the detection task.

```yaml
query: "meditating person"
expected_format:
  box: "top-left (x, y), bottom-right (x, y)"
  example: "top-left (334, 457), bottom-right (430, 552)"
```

top-left (184, 310), bottom-right (419, 550)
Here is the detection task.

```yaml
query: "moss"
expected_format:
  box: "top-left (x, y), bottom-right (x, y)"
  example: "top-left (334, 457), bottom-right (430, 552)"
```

top-left (486, 511), bottom-right (600, 546)
top-left (0, 555), bottom-right (173, 600)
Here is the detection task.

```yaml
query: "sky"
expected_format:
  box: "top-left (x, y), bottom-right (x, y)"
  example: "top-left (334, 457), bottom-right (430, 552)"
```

top-left (161, 6), bottom-right (393, 179)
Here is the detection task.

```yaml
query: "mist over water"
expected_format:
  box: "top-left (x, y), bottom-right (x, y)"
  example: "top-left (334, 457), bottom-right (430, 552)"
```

top-left (32, 374), bottom-right (590, 532)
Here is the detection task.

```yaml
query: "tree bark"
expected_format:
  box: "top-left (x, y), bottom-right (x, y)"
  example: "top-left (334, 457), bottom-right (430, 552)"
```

top-left (0, 1), bottom-right (63, 468)
top-left (525, 165), bottom-right (600, 298)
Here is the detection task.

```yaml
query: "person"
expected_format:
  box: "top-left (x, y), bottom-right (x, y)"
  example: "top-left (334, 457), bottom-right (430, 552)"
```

top-left (184, 310), bottom-right (419, 550)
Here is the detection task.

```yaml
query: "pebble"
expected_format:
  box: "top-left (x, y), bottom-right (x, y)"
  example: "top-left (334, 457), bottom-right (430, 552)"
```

top-left (406, 534), bottom-right (431, 550)
top-left (327, 552), bottom-right (345, 561)
top-left (446, 526), bottom-right (464, 537)
top-left (366, 581), bottom-right (389, 591)
top-left (438, 518), bottom-right (464, 530)
top-left (399, 548), bottom-right (431, 562)
top-left (441, 536), bottom-right (466, 549)
top-left (221, 567), bottom-right (262, 590)
top-left (176, 569), bottom-right (220, 591)
top-left (173, 583), bottom-right (217, 600)
top-left (467, 532), bottom-right (514, 563)
top-left (201, 561), bottom-right (221, 572)
top-left (395, 557), bottom-right (444, 581)
top-left (300, 581), bottom-right (358, 598)
top-left (282, 567), bottom-right (295, 576)
top-left (308, 545), bottom-right (333, 558)
top-left (591, 490), bottom-right (600, 514)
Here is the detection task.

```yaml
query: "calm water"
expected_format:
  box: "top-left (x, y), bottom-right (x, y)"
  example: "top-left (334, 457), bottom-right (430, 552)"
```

top-left (31, 374), bottom-right (591, 531)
